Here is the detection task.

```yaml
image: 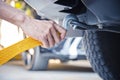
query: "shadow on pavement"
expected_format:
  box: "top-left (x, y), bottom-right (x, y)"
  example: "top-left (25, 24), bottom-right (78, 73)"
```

top-left (7, 60), bottom-right (93, 72)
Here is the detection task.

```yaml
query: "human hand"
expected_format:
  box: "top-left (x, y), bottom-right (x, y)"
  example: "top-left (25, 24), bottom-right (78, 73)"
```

top-left (20, 17), bottom-right (66, 48)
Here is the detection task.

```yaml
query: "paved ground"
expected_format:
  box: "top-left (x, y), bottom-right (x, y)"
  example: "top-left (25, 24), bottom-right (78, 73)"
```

top-left (0, 60), bottom-right (102, 80)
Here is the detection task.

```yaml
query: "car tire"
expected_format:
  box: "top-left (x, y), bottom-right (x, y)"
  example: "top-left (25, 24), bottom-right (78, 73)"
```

top-left (22, 46), bottom-right (49, 70)
top-left (83, 30), bottom-right (120, 80)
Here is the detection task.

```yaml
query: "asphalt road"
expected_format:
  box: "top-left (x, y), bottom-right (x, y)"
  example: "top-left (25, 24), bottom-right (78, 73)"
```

top-left (0, 60), bottom-right (102, 80)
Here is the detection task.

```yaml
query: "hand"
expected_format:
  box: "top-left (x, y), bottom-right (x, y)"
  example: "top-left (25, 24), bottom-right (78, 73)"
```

top-left (0, 0), bottom-right (66, 48)
top-left (20, 17), bottom-right (66, 48)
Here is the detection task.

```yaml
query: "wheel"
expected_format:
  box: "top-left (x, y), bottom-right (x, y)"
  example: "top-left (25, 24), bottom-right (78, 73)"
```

top-left (83, 30), bottom-right (120, 80)
top-left (22, 46), bottom-right (49, 70)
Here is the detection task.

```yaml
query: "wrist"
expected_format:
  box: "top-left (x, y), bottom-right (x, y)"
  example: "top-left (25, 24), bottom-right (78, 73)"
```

top-left (13, 13), bottom-right (28, 27)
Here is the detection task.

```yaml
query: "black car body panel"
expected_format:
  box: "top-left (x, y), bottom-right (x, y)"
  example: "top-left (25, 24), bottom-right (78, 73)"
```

top-left (81, 0), bottom-right (120, 25)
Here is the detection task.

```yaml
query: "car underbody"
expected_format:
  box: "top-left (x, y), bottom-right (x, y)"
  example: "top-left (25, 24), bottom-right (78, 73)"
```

top-left (23, 0), bottom-right (120, 80)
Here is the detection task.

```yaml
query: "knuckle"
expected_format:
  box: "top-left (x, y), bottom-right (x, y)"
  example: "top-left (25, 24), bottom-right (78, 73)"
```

top-left (38, 36), bottom-right (43, 42)
top-left (48, 24), bottom-right (53, 29)
top-left (45, 30), bottom-right (50, 35)
top-left (50, 43), bottom-right (54, 47)
top-left (63, 30), bottom-right (67, 34)
top-left (40, 34), bottom-right (47, 40)
top-left (49, 21), bottom-right (55, 24)
top-left (55, 39), bottom-right (60, 43)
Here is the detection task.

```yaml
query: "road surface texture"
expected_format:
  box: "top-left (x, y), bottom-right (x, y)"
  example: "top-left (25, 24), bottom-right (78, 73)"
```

top-left (0, 60), bottom-right (102, 80)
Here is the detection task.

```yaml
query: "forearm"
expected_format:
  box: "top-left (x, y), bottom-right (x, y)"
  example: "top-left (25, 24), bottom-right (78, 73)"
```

top-left (0, 0), bottom-right (27, 27)
top-left (0, 0), bottom-right (66, 48)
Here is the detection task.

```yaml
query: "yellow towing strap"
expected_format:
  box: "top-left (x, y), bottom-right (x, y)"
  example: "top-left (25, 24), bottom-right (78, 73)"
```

top-left (0, 37), bottom-right (42, 65)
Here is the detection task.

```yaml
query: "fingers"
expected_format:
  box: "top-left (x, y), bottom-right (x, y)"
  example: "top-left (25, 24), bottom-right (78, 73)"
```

top-left (39, 35), bottom-right (49, 48)
top-left (54, 23), bottom-right (66, 40)
top-left (39, 28), bottom-right (57, 48)
top-left (50, 26), bottom-right (60, 43)
top-left (37, 20), bottom-right (66, 48)
top-left (42, 27), bottom-right (60, 48)
top-left (47, 31), bottom-right (55, 47)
